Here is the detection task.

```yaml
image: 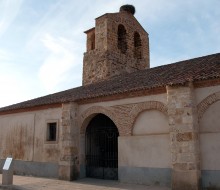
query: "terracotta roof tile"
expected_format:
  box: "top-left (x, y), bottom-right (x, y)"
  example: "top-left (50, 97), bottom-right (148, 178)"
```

top-left (0, 52), bottom-right (220, 112)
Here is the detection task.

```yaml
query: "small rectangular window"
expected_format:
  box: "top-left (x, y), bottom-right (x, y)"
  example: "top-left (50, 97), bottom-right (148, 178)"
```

top-left (47, 122), bottom-right (57, 141)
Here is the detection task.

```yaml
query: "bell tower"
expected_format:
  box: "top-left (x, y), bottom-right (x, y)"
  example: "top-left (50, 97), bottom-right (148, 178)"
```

top-left (83, 5), bottom-right (150, 85)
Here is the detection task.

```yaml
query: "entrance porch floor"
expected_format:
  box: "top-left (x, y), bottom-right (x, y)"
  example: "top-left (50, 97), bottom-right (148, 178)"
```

top-left (0, 174), bottom-right (170, 190)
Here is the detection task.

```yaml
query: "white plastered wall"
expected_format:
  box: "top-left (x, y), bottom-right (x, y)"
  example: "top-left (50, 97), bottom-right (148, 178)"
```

top-left (119, 110), bottom-right (171, 169)
top-left (0, 107), bottom-right (62, 163)
top-left (195, 85), bottom-right (220, 104)
top-left (195, 86), bottom-right (220, 170)
top-left (199, 101), bottom-right (220, 170)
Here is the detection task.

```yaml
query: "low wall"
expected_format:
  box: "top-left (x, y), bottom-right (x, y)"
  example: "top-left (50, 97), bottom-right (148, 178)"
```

top-left (0, 159), bottom-right (58, 178)
top-left (119, 166), bottom-right (171, 186)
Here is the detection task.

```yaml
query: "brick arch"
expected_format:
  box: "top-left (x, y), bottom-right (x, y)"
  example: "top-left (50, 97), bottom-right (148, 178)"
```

top-left (197, 91), bottom-right (220, 119)
top-left (117, 24), bottom-right (127, 54)
top-left (80, 106), bottom-right (122, 135)
top-left (130, 101), bottom-right (168, 134)
top-left (133, 31), bottom-right (142, 59)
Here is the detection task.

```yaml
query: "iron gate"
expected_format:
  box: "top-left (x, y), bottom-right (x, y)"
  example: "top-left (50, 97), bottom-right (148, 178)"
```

top-left (85, 114), bottom-right (119, 180)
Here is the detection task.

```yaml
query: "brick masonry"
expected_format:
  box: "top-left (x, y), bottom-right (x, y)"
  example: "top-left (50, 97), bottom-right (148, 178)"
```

top-left (80, 101), bottom-right (168, 136)
top-left (83, 9), bottom-right (149, 85)
top-left (197, 91), bottom-right (220, 119)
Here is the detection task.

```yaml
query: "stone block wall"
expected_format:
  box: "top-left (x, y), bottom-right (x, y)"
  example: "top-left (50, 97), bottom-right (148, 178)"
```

top-left (167, 83), bottom-right (201, 190)
top-left (83, 11), bottom-right (149, 85)
top-left (83, 50), bottom-right (148, 85)
top-left (59, 103), bottom-right (79, 180)
top-left (83, 50), bottom-right (109, 85)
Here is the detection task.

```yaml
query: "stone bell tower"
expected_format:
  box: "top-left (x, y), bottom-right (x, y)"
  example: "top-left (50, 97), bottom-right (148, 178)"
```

top-left (83, 5), bottom-right (150, 85)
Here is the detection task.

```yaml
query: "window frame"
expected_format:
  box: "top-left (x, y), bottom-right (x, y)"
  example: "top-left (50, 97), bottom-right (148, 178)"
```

top-left (45, 120), bottom-right (59, 144)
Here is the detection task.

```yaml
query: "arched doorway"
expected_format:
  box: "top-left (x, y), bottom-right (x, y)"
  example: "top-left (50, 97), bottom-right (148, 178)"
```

top-left (85, 114), bottom-right (119, 180)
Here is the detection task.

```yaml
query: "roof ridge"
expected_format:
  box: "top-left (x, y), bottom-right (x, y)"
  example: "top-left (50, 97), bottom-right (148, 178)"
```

top-left (0, 52), bottom-right (220, 113)
top-left (151, 52), bottom-right (220, 70)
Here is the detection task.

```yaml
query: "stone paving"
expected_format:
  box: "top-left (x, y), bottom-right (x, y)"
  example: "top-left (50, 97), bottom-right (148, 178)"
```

top-left (0, 175), bottom-right (171, 190)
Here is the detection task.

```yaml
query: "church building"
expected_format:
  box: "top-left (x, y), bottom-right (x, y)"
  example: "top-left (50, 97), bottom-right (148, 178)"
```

top-left (0, 5), bottom-right (220, 190)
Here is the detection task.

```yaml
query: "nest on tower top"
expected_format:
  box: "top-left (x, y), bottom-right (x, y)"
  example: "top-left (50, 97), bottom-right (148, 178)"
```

top-left (120, 5), bottom-right (135, 15)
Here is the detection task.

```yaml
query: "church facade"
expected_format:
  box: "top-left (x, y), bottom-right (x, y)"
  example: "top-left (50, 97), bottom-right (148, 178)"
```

top-left (0, 5), bottom-right (220, 190)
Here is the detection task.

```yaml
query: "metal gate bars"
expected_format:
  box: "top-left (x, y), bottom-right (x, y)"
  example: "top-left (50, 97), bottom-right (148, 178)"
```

top-left (85, 114), bottom-right (119, 180)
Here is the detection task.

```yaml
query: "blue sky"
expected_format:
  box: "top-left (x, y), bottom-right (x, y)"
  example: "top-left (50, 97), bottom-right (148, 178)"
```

top-left (0, 0), bottom-right (220, 107)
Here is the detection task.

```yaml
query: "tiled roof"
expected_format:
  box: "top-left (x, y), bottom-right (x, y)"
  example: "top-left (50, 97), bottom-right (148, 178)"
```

top-left (0, 52), bottom-right (220, 112)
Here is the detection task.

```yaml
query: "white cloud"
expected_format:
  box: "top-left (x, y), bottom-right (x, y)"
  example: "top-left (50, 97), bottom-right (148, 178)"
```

top-left (0, 74), bottom-right (25, 107)
top-left (25, 1), bottom-right (126, 51)
top-left (0, 50), bottom-right (35, 107)
top-left (0, 49), bottom-right (12, 61)
top-left (0, 0), bottom-right (220, 108)
top-left (39, 33), bottom-right (81, 92)
top-left (0, 0), bottom-right (23, 37)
